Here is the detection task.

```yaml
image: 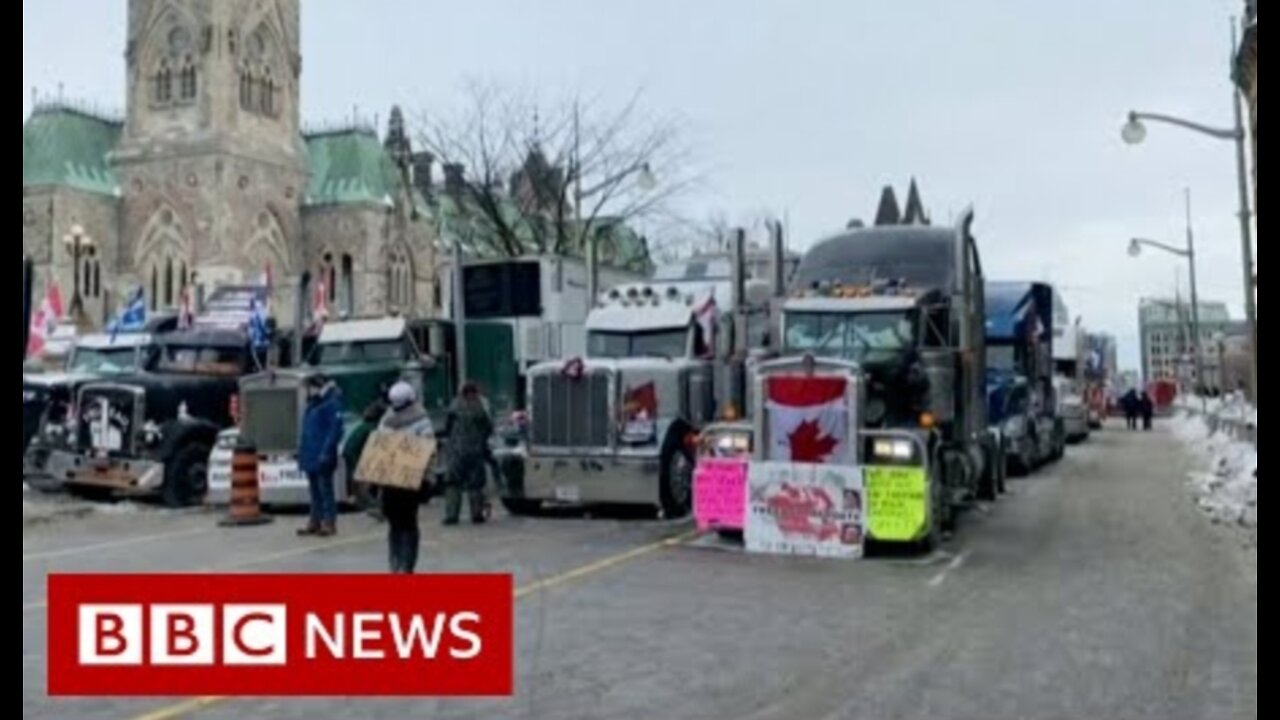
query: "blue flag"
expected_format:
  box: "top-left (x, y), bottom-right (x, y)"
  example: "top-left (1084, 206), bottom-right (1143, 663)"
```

top-left (109, 287), bottom-right (147, 343)
top-left (248, 298), bottom-right (271, 349)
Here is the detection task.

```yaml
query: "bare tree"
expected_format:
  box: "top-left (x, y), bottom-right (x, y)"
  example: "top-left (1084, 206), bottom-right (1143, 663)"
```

top-left (414, 81), bottom-right (699, 265)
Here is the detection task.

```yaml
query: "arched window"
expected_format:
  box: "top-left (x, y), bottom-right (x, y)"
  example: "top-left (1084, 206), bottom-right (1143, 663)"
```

top-left (154, 61), bottom-right (173, 104)
top-left (321, 253), bottom-right (337, 305)
top-left (261, 69), bottom-right (276, 116)
top-left (239, 67), bottom-right (254, 109)
top-left (92, 262), bottom-right (101, 299)
top-left (387, 248), bottom-right (414, 311)
top-left (151, 266), bottom-right (159, 311)
top-left (164, 257), bottom-right (175, 307)
top-left (341, 254), bottom-right (355, 316)
top-left (179, 61), bottom-right (197, 100)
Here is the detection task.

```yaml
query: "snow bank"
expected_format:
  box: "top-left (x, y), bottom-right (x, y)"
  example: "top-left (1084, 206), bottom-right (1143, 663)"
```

top-left (1172, 412), bottom-right (1258, 529)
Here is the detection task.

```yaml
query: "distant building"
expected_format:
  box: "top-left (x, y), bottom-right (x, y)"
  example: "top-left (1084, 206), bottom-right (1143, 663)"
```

top-left (1138, 298), bottom-right (1239, 390)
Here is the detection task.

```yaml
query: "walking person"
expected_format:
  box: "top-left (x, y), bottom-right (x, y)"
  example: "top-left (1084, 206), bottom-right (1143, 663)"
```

top-left (297, 374), bottom-right (344, 537)
top-left (1121, 389), bottom-right (1140, 431)
top-left (344, 399), bottom-right (388, 521)
top-left (441, 382), bottom-right (495, 526)
top-left (379, 382), bottom-right (435, 574)
top-left (1140, 391), bottom-right (1155, 432)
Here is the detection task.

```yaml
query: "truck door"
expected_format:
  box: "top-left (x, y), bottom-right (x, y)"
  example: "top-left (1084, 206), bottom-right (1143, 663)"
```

top-left (466, 322), bottom-right (518, 416)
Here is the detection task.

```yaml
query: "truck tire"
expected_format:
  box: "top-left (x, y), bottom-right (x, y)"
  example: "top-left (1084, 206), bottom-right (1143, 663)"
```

top-left (659, 434), bottom-right (694, 520)
top-left (163, 443), bottom-right (211, 509)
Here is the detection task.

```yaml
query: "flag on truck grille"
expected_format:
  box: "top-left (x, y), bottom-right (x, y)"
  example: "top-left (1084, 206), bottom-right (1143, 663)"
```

top-left (766, 376), bottom-right (850, 464)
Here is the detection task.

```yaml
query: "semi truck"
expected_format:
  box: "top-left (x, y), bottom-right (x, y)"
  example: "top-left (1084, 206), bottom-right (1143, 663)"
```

top-left (985, 282), bottom-right (1064, 475)
top-left (710, 210), bottom-right (1001, 549)
top-left (504, 232), bottom-right (789, 518)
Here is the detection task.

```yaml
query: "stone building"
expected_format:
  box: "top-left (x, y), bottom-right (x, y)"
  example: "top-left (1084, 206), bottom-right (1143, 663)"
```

top-left (21, 0), bottom-right (436, 328)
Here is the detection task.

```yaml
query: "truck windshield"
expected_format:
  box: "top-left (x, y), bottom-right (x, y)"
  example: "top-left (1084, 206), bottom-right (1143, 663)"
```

top-left (784, 312), bottom-right (914, 362)
top-left (314, 340), bottom-right (408, 366)
top-left (588, 329), bottom-right (689, 359)
top-left (987, 345), bottom-right (1017, 373)
top-left (156, 346), bottom-right (247, 376)
top-left (68, 347), bottom-right (139, 374)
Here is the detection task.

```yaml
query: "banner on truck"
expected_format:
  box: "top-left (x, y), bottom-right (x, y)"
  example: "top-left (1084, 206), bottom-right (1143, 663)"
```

top-left (745, 462), bottom-right (864, 559)
top-left (693, 459), bottom-right (748, 532)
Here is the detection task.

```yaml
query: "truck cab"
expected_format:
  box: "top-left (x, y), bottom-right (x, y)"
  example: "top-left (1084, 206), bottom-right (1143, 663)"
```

top-left (207, 316), bottom-right (455, 507)
top-left (58, 327), bottom-right (267, 506)
top-left (985, 282), bottom-right (1065, 475)
top-left (745, 213), bottom-right (1000, 548)
top-left (505, 283), bottom-right (721, 518)
top-left (24, 316), bottom-right (176, 482)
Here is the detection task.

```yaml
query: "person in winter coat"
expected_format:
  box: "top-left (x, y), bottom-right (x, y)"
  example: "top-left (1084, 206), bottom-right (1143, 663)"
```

top-left (379, 382), bottom-right (436, 574)
top-left (344, 399), bottom-right (388, 519)
top-left (441, 382), bottom-right (495, 526)
top-left (1140, 391), bottom-right (1155, 431)
top-left (1121, 389), bottom-right (1140, 431)
top-left (297, 375), bottom-right (345, 537)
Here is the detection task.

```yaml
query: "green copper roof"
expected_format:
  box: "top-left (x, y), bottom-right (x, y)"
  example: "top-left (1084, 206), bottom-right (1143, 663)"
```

top-left (304, 129), bottom-right (402, 207)
top-left (22, 105), bottom-right (122, 196)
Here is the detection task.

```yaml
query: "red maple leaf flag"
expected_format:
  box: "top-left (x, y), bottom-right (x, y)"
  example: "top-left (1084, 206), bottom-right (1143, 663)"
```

top-left (766, 376), bottom-right (850, 464)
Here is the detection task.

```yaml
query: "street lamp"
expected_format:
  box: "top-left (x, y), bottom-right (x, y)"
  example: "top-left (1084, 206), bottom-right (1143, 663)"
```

top-left (1129, 225), bottom-right (1205, 397)
top-left (1121, 37), bottom-right (1257, 401)
top-left (62, 224), bottom-right (95, 318)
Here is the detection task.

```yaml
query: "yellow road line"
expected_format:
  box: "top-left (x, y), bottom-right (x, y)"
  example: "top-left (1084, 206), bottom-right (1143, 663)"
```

top-left (122, 529), bottom-right (695, 720)
top-left (23, 532), bottom-right (387, 617)
top-left (24, 528), bottom-right (218, 564)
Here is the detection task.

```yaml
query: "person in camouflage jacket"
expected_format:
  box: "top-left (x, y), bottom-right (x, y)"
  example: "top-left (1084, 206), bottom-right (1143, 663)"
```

top-left (441, 382), bottom-right (494, 525)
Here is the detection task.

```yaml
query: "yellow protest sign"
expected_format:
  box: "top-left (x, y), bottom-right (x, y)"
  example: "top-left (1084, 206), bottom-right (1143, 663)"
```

top-left (866, 466), bottom-right (929, 542)
top-left (354, 431), bottom-right (437, 491)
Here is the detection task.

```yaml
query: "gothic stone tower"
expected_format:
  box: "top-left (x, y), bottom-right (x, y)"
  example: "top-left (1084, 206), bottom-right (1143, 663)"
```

top-left (115, 0), bottom-right (306, 313)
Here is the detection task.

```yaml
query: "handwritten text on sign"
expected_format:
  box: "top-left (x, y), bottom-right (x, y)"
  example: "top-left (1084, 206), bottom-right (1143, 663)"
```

top-left (354, 431), bottom-right (436, 491)
top-left (693, 459), bottom-right (748, 531)
top-left (866, 466), bottom-right (928, 542)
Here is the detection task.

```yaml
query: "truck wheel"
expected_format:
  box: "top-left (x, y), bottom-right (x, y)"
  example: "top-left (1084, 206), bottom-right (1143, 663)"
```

top-left (501, 499), bottom-right (543, 517)
top-left (659, 437), bottom-right (694, 520)
top-left (163, 444), bottom-right (210, 509)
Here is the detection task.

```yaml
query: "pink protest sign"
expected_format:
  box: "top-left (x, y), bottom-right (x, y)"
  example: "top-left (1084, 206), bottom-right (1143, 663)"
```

top-left (694, 459), bottom-right (748, 532)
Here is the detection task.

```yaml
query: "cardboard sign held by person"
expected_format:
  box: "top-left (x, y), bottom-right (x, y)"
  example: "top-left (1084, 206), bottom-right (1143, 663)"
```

top-left (354, 431), bottom-right (437, 491)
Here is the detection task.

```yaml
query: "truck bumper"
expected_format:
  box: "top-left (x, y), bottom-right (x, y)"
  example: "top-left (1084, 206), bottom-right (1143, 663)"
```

top-left (61, 453), bottom-right (165, 496)
top-left (514, 453), bottom-right (663, 507)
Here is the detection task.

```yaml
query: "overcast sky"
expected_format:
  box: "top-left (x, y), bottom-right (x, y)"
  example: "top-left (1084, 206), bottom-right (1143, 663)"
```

top-left (23, 0), bottom-right (1252, 369)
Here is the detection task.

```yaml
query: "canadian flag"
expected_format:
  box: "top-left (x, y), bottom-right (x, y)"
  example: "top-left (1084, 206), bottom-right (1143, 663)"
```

top-left (27, 282), bottom-right (65, 358)
top-left (311, 274), bottom-right (330, 329)
top-left (766, 376), bottom-right (851, 464)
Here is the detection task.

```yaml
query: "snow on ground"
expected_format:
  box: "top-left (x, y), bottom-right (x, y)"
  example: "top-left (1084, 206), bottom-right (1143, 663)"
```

top-left (1171, 412), bottom-right (1257, 529)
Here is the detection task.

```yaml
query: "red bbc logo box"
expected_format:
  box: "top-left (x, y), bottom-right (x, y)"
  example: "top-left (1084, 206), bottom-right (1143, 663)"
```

top-left (47, 574), bottom-right (514, 698)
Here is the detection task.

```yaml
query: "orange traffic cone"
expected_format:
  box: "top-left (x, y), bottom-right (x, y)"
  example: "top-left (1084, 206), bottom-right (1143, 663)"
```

top-left (220, 442), bottom-right (273, 527)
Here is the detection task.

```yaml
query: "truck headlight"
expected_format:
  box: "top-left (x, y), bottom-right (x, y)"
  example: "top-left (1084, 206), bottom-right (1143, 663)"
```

top-left (699, 429), bottom-right (753, 459)
top-left (871, 438), bottom-right (915, 461)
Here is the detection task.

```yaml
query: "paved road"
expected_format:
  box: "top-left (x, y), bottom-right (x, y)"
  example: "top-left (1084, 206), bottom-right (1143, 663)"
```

top-left (22, 426), bottom-right (1257, 720)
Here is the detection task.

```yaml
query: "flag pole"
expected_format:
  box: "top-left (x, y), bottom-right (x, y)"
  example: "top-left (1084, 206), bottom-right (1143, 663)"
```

top-left (23, 257), bottom-right (34, 363)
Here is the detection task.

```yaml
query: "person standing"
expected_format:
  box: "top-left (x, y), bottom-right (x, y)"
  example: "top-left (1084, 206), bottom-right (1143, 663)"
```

top-left (297, 375), bottom-right (345, 537)
top-left (442, 383), bottom-right (495, 526)
top-left (379, 382), bottom-right (435, 574)
top-left (1140, 391), bottom-right (1155, 432)
top-left (1121, 389), bottom-right (1140, 431)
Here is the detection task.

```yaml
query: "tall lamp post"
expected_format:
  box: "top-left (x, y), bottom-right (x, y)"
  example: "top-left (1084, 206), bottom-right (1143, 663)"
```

top-left (1130, 220), bottom-right (1205, 396)
top-left (61, 224), bottom-right (94, 320)
top-left (1121, 36), bottom-right (1257, 400)
top-left (573, 104), bottom-right (658, 307)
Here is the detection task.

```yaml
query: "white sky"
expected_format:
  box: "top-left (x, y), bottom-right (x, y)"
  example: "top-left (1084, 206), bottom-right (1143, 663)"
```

top-left (23, 0), bottom-right (1254, 369)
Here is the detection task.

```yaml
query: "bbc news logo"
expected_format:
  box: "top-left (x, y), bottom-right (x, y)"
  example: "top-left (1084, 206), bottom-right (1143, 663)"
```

top-left (48, 575), bottom-right (513, 697)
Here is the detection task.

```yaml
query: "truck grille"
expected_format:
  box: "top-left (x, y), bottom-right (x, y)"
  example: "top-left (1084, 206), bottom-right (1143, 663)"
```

top-left (78, 387), bottom-right (142, 456)
top-left (531, 371), bottom-right (612, 449)
top-left (242, 386), bottom-right (303, 454)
